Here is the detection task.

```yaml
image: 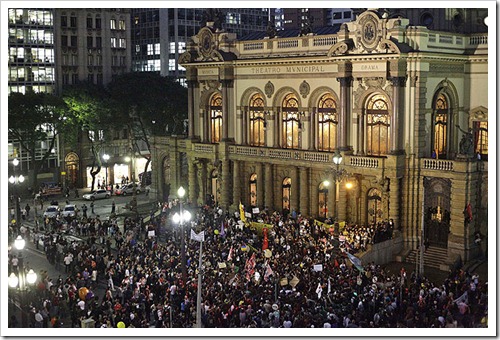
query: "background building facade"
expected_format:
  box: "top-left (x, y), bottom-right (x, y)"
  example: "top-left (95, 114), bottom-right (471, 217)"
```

top-left (153, 8), bottom-right (489, 267)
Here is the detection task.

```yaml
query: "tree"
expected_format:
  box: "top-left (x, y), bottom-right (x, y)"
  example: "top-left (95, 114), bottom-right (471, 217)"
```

top-left (107, 72), bottom-right (188, 186)
top-left (9, 90), bottom-right (69, 191)
top-left (62, 82), bottom-right (113, 191)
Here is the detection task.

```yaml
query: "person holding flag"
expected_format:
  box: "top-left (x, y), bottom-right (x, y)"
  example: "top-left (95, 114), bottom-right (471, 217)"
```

top-left (239, 201), bottom-right (246, 224)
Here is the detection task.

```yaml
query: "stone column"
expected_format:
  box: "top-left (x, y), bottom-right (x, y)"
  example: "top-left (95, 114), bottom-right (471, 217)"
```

top-left (389, 177), bottom-right (401, 232)
top-left (187, 80), bottom-right (196, 139)
top-left (299, 167), bottom-right (308, 216)
top-left (188, 158), bottom-right (197, 205)
top-left (264, 163), bottom-right (273, 210)
top-left (242, 107), bottom-right (248, 145)
top-left (337, 77), bottom-right (353, 151)
top-left (310, 168), bottom-right (318, 218)
top-left (196, 161), bottom-right (207, 206)
top-left (389, 76), bottom-right (406, 154)
top-left (309, 108), bottom-right (316, 150)
top-left (290, 166), bottom-right (298, 213)
top-left (358, 111), bottom-right (365, 155)
top-left (220, 159), bottom-right (231, 210)
top-left (256, 163), bottom-right (264, 208)
top-left (222, 80), bottom-right (233, 141)
top-left (232, 160), bottom-right (241, 209)
top-left (273, 109), bottom-right (280, 148)
top-left (338, 183), bottom-right (347, 222)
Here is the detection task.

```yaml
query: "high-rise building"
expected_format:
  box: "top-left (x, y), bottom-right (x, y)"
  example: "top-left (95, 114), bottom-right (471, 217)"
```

top-left (7, 9), bottom-right (59, 185)
top-left (130, 8), bottom-right (269, 86)
top-left (53, 8), bottom-right (132, 93)
top-left (278, 8), bottom-right (354, 30)
top-left (8, 8), bottom-right (133, 189)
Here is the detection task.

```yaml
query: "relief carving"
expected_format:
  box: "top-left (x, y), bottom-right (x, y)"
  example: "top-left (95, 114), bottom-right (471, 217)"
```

top-left (265, 81), bottom-right (275, 98)
top-left (299, 80), bottom-right (310, 98)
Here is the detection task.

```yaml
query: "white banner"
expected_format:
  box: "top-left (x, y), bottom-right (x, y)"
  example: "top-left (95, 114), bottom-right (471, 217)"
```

top-left (313, 264), bottom-right (323, 272)
top-left (252, 207), bottom-right (260, 214)
top-left (190, 229), bottom-right (205, 242)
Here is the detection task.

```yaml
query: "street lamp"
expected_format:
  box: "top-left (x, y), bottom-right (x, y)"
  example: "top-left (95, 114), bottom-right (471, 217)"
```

top-left (172, 186), bottom-right (191, 283)
top-left (331, 150), bottom-right (348, 221)
top-left (9, 158), bottom-right (25, 224)
top-left (9, 235), bottom-right (37, 328)
top-left (103, 153), bottom-right (110, 189)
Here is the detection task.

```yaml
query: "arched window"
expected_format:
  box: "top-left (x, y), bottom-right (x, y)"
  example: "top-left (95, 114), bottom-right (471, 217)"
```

top-left (282, 177), bottom-right (291, 211)
top-left (474, 121), bottom-right (488, 161)
top-left (210, 93), bottom-right (223, 143)
top-left (318, 93), bottom-right (337, 151)
top-left (318, 181), bottom-right (329, 218)
top-left (433, 93), bottom-right (449, 159)
top-left (249, 94), bottom-right (265, 146)
top-left (366, 94), bottom-right (390, 156)
top-left (249, 173), bottom-right (257, 206)
top-left (281, 94), bottom-right (300, 149)
top-left (367, 188), bottom-right (382, 225)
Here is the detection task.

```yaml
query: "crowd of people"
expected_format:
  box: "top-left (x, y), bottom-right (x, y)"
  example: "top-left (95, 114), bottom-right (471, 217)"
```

top-left (7, 198), bottom-right (488, 329)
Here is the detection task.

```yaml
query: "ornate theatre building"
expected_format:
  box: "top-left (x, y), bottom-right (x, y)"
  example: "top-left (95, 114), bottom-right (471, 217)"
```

top-left (152, 9), bottom-right (488, 267)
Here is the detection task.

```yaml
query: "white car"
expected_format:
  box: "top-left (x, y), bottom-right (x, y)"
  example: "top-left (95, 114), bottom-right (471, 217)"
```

top-left (43, 205), bottom-right (60, 218)
top-left (82, 189), bottom-right (111, 201)
top-left (62, 204), bottom-right (77, 218)
top-left (115, 183), bottom-right (142, 196)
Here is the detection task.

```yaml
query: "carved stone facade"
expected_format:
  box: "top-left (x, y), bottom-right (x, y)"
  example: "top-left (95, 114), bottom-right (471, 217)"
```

top-left (156, 9), bottom-right (489, 267)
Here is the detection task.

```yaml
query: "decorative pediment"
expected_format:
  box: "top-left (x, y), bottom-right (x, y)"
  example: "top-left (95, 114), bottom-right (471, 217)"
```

top-left (328, 39), bottom-right (354, 57)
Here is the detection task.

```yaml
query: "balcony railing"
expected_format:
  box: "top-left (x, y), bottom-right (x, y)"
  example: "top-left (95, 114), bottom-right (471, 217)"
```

top-left (422, 159), bottom-right (454, 172)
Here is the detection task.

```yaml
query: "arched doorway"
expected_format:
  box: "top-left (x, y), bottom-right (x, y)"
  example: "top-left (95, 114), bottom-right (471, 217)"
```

top-left (318, 181), bottom-right (329, 218)
top-left (282, 177), bottom-right (291, 213)
top-left (249, 173), bottom-right (257, 206)
top-left (367, 188), bottom-right (382, 224)
top-left (424, 177), bottom-right (451, 248)
top-left (64, 152), bottom-right (80, 188)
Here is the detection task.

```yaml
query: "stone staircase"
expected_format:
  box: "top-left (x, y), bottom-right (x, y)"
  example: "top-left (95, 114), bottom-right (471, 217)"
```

top-left (404, 246), bottom-right (448, 270)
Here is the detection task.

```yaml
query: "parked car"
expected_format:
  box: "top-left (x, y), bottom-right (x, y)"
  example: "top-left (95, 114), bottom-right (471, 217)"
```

top-left (82, 189), bottom-right (111, 201)
top-left (115, 183), bottom-right (142, 196)
top-left (43, 205), bottom-right (60, 218)
top-left (61, 204), bottom-right (77, 218)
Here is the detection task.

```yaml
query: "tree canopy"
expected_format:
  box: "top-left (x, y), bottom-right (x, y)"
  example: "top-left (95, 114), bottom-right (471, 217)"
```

top-left (8, 90), bottom-right (69, 189)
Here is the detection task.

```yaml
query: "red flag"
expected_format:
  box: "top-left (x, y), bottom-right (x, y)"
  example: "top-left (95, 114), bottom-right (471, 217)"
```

top-left (466, 203), bottom-right (473, 222)
top-left (262, 228), bottom-right (269, 250)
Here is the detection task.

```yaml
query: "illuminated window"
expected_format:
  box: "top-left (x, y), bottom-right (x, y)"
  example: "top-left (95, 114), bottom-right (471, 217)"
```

top-left (318, 93), bottom-right (337, 151)
top-left (110, 19), bottom-right (116, 29)
top-left (474, 121), bottom-right (488, 160)
top-left (154, 43), bottom-right (160, 55)
top-left (210, 94), bottom-right (223, 143)
top-left (119, 38), bottom-right (126, 48)
top-left (249, 93), bottom-right (265, 146)
top-left (119, 19), bottom-right (125, 30)
top-left (281, 93), bottom-right (301, 149)
top-left (147, 43), bottom-right (154, 55)
top-left (433, 93), bottom-right (448, 159)
top-left (111, 37), bottom-right (116, 48)
top-left (366, 94), bottom-right (390, 156)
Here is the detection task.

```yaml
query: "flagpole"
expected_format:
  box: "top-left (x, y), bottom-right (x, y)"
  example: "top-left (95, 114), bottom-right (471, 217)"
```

top-left (196, 239), bottom-right (203, 328)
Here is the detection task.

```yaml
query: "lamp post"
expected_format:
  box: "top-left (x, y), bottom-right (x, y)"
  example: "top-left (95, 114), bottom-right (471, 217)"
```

top-left (332, 150), bottom-right (346, 221)
top-left (196, 231), bottom-right (204, 328)
top-left (10, 158), bottom-right (25, 224)
top-left (9, 235), bottom-right (37, 328)
top-left (102, 153), bottom-right (110, 189)
top-left (172, 186), bottom-right (191, 283)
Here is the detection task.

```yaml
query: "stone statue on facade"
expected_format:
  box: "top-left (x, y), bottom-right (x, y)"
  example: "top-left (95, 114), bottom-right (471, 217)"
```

top-left (456, 124), bottom-right (475, 158)
top-left (201, 9), bottom-right (224, 30)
